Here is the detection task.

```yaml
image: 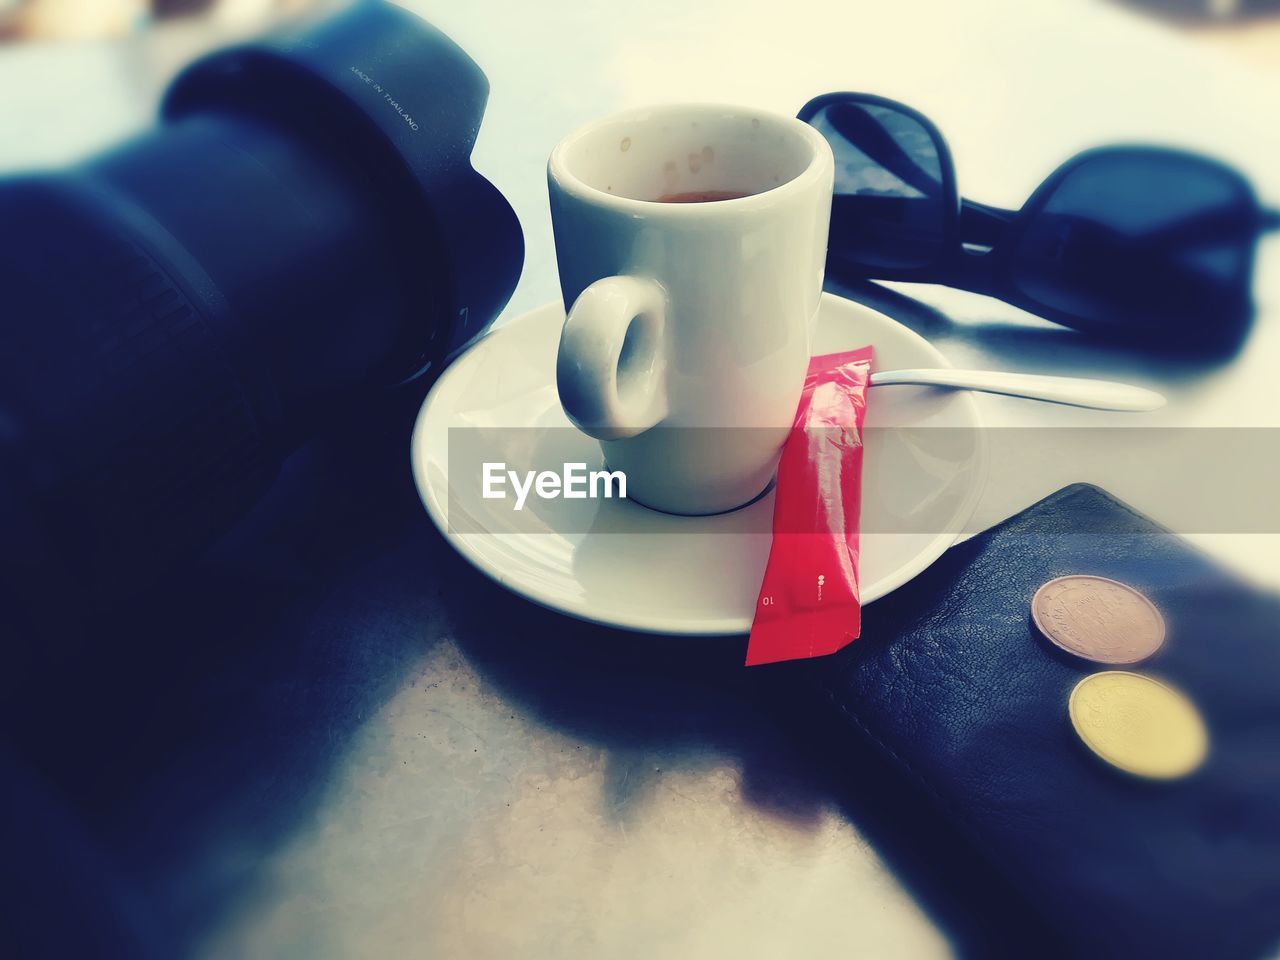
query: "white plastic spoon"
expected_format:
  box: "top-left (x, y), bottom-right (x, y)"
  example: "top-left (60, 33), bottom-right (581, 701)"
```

top-left (869, 368), bottom-right (1166, 411)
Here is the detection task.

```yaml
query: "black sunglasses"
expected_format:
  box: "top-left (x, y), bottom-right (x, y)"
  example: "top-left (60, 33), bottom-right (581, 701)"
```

top-left (799, 92), bottom-right (1280, 346)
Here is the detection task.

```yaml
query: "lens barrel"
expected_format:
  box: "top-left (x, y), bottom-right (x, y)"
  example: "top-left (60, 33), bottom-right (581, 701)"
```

top-left (0, 0), bottom-right (523, 631)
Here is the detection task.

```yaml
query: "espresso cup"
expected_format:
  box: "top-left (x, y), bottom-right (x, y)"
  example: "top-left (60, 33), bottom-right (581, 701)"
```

top-left (548, 104), bottom-right (834, 515)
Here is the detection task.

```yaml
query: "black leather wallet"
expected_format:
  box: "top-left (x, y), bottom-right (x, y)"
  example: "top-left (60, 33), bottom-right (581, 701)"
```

top-left (805, 484), bottom-right (1280, 959)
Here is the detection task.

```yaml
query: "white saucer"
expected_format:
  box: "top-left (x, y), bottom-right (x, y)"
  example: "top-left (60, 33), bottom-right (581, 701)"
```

top-left (411, 292), bottom-right (987, 636)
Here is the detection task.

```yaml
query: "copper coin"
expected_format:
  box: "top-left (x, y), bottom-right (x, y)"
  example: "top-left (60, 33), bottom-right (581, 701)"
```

top-left (1032, 575), bottom-right (1165, 665)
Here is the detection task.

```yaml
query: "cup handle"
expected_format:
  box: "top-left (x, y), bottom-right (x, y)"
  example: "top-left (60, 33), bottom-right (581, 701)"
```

top-left (556, 275), bottom-right (670, 441)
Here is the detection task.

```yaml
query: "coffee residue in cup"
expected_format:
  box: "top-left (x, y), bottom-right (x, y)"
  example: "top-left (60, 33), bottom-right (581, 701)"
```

top-left (656, 190), bottom-right (750, 203)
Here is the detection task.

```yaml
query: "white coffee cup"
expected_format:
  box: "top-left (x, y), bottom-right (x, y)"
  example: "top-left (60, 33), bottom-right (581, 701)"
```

top-left (548, 104), bottom-right (834, 515)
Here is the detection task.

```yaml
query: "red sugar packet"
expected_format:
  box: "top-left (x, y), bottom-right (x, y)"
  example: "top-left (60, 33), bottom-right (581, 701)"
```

top-left (745, 347), bottom-right (874, 666)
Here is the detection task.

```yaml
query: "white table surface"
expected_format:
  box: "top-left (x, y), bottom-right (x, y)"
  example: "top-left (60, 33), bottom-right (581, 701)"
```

top-left (3, 1), bottom-right (1278, 957)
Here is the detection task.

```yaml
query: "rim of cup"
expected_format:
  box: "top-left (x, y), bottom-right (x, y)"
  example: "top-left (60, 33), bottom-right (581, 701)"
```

top-left (548, 102), bottom-right (833, 216)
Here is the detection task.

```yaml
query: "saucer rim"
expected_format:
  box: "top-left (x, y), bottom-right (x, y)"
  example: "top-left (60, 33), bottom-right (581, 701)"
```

top-left (411, 292), bottom-right (988, 637)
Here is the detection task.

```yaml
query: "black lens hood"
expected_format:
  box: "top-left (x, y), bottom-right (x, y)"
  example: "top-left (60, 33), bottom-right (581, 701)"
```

top-left (162, 0), bottom-right (523, 380)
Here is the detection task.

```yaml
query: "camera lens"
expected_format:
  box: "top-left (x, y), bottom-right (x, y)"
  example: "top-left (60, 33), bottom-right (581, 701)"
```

top-left (0, 0), bottom-right (523, 631)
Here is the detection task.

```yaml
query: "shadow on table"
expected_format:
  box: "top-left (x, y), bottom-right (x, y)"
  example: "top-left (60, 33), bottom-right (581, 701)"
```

top-left (828, 276), bottom-right (1251, 382)
top-left (439, 539), bottom-right (1063, 960)
top-left (1107, 0), bottom-right (1280, 27)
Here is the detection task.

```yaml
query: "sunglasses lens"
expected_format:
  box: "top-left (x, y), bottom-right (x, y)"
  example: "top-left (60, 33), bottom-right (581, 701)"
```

top-left (1011, 151), bottom-right (1257, 336)
top-left (806, 99), bottom-right (951, 271)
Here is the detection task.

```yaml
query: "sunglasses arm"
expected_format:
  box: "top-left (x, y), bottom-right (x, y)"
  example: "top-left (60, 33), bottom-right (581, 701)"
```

top-left (1263, 209), bottom-right (1280, 233)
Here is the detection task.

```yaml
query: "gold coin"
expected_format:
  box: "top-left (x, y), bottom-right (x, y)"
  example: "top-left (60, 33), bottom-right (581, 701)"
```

top-left (1068, 671), bottom-right (1208, 780)
top-left (1032, 575), bottom-right (1165, 665)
